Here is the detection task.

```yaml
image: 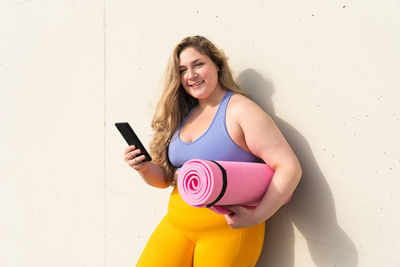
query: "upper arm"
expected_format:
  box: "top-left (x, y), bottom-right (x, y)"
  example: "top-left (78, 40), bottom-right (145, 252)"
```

top-left (231, 95), bottom-right (300, 171)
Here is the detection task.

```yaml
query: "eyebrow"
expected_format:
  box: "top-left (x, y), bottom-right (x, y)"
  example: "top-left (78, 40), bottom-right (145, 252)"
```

top-left (179, 58), bottom-right (203, 68)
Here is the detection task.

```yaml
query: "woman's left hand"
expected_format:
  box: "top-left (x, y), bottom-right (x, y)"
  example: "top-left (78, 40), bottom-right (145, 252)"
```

top-left (223, 205), bottom-right (262, 229)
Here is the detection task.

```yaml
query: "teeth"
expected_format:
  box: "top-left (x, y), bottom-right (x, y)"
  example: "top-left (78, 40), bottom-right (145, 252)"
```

top-left (191, 81), bottom-right (202, 87)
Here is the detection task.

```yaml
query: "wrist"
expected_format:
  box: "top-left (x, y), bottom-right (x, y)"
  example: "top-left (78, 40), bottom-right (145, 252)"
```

top-left (137, 161), bottom-right (151, 173)
top-left (252, 207), bottom-right (268, 225)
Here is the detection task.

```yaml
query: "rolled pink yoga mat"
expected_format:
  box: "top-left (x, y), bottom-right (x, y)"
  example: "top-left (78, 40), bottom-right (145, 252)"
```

top-left (177, 159), bottom-right (276, 215)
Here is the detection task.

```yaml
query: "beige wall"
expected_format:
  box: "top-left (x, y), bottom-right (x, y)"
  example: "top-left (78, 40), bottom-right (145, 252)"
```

top-left (1, 0), bottom-right (399, 266)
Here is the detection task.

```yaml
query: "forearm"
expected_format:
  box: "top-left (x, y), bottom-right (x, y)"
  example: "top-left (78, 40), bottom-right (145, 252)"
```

top-left (253, 164), bottom-right (302, 223)
top-left (137, 162), bottom-right (170, 188)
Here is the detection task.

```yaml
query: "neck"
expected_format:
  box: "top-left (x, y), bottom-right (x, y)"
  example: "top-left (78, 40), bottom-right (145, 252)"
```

top-left (198, 85), bottom-right (226, 110)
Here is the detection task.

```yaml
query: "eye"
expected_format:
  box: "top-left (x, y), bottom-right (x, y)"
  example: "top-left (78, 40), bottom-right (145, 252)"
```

top-left (195, 63), bottom-right (204, 67)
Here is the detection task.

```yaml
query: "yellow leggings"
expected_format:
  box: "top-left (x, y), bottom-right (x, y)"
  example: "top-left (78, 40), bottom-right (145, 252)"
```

top-left (137, 187), bottom-right (265, 267)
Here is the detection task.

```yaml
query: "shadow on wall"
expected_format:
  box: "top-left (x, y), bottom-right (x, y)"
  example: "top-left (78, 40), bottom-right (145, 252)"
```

top-left (237, 69), bottom-right (358, 267)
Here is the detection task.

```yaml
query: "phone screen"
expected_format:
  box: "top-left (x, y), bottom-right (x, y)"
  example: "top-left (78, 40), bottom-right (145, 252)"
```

top-left (115, 122), bottom-right (152, 162)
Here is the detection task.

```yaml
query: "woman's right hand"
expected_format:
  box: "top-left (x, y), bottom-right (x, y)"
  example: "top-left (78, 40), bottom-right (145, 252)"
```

top-left (124, 145), bottom-right (149, 171)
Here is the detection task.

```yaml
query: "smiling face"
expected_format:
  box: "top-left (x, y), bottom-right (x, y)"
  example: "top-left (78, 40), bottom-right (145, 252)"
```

top-left (179, 47), bottom-right (221, 100)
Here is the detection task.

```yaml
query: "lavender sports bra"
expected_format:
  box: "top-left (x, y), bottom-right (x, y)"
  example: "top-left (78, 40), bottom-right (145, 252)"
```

top-left (168, 91), bottom-right (262, 168)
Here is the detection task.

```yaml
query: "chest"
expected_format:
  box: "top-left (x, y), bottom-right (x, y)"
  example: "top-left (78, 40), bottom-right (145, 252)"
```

top-left (179, 107), bottom-right (218, 143)
top-left (179, 105), bottom-right (246, 151)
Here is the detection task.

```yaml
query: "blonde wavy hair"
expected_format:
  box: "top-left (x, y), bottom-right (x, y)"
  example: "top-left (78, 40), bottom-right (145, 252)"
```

top-left (150, 35), bottom-right (247, 185)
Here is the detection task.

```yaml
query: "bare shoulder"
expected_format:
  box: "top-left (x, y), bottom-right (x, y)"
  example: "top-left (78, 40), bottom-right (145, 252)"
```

top-left (229, 93), bottom-right (253, 106)
top-left (228, 93), bottom-right (268, 119)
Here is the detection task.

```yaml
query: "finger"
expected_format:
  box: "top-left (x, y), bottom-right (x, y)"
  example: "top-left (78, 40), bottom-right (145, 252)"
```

top-left (128, 154), bottom-right (146, 166)
top-left (224, 214), bottom-right (233, 224)
top-left (131, 149), bottom-right (142, 158)
top-left (124, 145), bottom-right (136, 154)
top-left (224, 214), bottom-right (237, 229)
top-left (125, 149), bottom-right (142, 161)
top-left (130, 158), bottom-right (148, 171)
top-left (135, 154), bottom-right (146, 163)
top-left (128, 158), bottom-right (140, 168)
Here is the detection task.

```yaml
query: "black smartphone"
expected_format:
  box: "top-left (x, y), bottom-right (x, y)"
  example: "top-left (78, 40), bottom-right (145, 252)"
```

top-left (115, 122), bottom-right (152, 162)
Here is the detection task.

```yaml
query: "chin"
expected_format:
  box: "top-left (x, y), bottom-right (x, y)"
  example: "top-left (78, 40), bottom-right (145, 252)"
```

top-left (190, 91), bottom-right (211, 100)
top-left (186, 87), bottom-right (208, 99)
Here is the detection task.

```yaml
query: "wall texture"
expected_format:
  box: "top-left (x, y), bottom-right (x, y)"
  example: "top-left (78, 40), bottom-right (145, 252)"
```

top-left (1, 0), bottom-right (399, 266)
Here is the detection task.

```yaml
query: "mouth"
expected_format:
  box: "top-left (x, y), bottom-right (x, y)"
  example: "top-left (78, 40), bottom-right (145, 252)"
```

top-left (189, 80), bottom-right (204, 88)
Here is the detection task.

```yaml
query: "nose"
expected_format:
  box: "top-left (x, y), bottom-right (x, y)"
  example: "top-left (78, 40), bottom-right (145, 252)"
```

top-left (188, 68), bottom-right (198, 79)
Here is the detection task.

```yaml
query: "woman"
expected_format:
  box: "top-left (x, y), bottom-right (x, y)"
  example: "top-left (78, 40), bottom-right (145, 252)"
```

top-left (124, 36), bottom-right (302, 267)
